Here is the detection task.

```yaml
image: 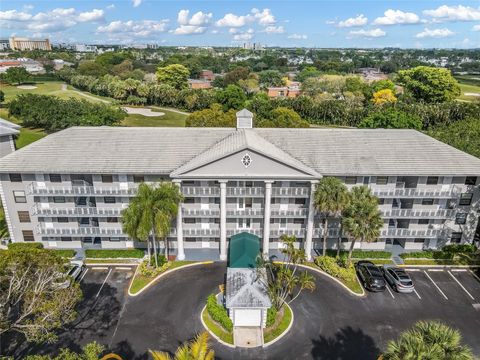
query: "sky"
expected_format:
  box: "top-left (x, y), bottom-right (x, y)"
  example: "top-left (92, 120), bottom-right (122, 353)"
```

top-left (1, 1), bottom-right (479, 48)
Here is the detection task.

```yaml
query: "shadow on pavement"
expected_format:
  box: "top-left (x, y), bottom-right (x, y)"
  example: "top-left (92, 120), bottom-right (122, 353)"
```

top-left (311, 326), bottom-right (381, 360)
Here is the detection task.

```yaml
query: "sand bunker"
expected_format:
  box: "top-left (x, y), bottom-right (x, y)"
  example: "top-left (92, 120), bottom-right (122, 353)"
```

top-left (122, 107), bottom-right (165, 117)
top-left (17, 85), bottom-right (38, 89)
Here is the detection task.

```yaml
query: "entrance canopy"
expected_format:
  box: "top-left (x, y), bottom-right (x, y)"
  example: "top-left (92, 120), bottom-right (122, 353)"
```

top-left (229, 232), bottom-right (260, 268)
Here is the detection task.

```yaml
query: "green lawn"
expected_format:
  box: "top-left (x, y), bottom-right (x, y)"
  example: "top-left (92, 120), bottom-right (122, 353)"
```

top-left (457, 82), bottom-right (480, 102)
top-left (1, 81), bottom-right (101, 102)
top-left (201, 308), bottom-right (234, 344)
top-left (0, 108), bottom-right (47, 149)
top-left (264, 305), bottom-right (293, 344)
top-left (121, 108), bottom-right (187, 127)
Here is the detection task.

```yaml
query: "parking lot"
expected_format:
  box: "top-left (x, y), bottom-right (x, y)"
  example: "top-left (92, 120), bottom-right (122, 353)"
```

top-left (10, 263), bottom-right (480, 360)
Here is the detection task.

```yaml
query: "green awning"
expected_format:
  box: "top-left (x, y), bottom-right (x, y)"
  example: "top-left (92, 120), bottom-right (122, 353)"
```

top-left (229, 232), bottom-right (260, 268)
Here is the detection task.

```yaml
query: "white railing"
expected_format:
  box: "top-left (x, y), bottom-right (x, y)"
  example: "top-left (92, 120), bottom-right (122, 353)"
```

top-left (371, 185), bottom-right (459, 198)
top-left (226, 208), bottom-right (264, 217)
top-left (36, 225), bottom-right (123, 236)
top-left (226, 187), bottom-right (265, 196)
top-left (28, 182), bottom-right (136, 196)
top-left (380, 228), bottom-right (446, 238)
top-left (181, 187), bottom-right (220, 196)
top-left (272, 187), bottom-right (310, 197)
top-left (182, 208), bottom-right (220, 217)
top-left (32, 205), bottom-right (121, 217)
top-left (381, 209), bottom-right (455, 218)
top-left (271, 209), bottom-right (308, 217)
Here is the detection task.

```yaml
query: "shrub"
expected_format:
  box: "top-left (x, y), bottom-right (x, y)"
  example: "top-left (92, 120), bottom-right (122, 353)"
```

top-left (138, 255), bottom-right (169, 277)
top-left (52, 249), bottom-right (76, 258)
top-left (8, 242), bottom-right (44, 250)
top-left (400, 245), bottom-right (477, 260)
top-left (324, 249), bottom-right (391, 259)
top-left (206, 294), bottom-right (233, 332)
top-left (85, 249), bottom-right (145, 258)
top-left (314, 255), bottom-right (357, 282)
top-left (266, 306), bottom-right (277, 327)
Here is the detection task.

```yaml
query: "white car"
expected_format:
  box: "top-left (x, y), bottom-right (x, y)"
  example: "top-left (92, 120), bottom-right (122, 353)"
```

top-left (54, 260), bottom-right (85, 289)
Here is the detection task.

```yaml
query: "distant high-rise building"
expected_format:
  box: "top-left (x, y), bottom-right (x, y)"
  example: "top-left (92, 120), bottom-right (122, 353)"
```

top-left (9, 37), bottom-right (51, 51)
top-left (241, 42), bottom-right (264, 51)
top-left (0, 39), bottom-right (10, 51)
top-left (75, 44), bottom-right (98, 53)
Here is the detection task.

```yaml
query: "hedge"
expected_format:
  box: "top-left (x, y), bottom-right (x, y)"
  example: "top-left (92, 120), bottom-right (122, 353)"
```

top-left (206, 294), bottom-right (233, 332)
top-left (8, 242), bottom-right (44, 250)
top-left (325, 249), bottom-right (392, 259)
top-left (85, 249), bottom-right (145, 258)
top-left (266, 306), bottom-right (278, 327)
top-left (52, 249), bottom-right (76, 258)
top-left (400, 244), bottom-right (477, 260)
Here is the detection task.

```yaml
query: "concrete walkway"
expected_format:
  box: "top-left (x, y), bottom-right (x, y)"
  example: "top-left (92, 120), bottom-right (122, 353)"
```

top-left (234, 327), bottom-right (263, 347)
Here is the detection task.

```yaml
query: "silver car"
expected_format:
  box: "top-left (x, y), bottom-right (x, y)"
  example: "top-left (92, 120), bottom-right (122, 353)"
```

top-left (54, 260), bottom-right (85, 289)
top-left (381, 265), bottom-right (414, 293)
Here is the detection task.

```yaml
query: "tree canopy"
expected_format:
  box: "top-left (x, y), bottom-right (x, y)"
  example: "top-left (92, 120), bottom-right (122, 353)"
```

top-left (186, 104), bottom-right (237, 127)
top-left (2, 67), bottom-right (31, 85)
top-left (156, 64), bottom-right (190, 90)
top-left (359, 108), bottom-right (422, 130)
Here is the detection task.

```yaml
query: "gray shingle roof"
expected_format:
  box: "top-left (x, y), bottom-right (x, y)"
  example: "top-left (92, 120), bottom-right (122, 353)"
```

top-left (225, 268), bottom-right (271, 308)
top-left (0, 126), bottom-right (479, 176)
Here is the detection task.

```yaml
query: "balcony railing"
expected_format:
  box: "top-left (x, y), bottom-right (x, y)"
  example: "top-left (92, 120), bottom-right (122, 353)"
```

top-left (381, 209), bottom-right (455, 219)
top-left (36, 225), bottom-right (123, 236)
top-left (380, 228), bottom-right (446, 238)
top-left (32, 205), bottom-right (122, 217)
top-left (28, 182), bottom-right (136, 196)
top-left (226, 208), bottom-right (264, 217)
top-left (272, 187), bottom-right (310, 197)
top-left (371, 186), bottom-right (459, 199)
top-left (182, 208), bottom-right (220, 217)
top-left (271, 209), bottom-right (308, 217)
top-left (181, 187), bottom-right (220, 197)
top-left (226, 187), bottom-right (265, 197)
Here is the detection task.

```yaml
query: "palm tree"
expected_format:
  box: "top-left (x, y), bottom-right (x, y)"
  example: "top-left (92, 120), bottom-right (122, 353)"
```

top-left (342, 186), bottom-right (383, 265)
top-left (313, 177), bottom-right (350, 256)
top-left (0, 204), bottom-right (9, 239)
top-left (122, 182), bottom-right (183, 267)
top-left (150, 331), bottom-right (215, 360)
top-left (383, 321), bottom-right (474, 360)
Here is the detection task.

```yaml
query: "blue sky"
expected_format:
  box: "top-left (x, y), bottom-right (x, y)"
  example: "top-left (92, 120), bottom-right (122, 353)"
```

top-left (1, 1), bottom-right (479, 48)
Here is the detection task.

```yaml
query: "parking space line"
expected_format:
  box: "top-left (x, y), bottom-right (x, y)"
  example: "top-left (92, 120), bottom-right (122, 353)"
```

top-left (91, 266), bottom-right (109, 270)
top-left (95, 268), bottom-right (112, 298)
top-left (385, 285), bottom-right (395, 299)
top-left (424, 270), bottom-right (448, 300)
top-left (428, 269), bottom-right (444, 272)
top-left (405, 268), bottom-right (421, 272)
top-left (413, 288), bottom-right (422, 300)
top-left (470, 270), bottom-right (480, 282)
top-left (451, 269), bottom-right (468, 272)
top-left (116, 267), bottom-right (133, 270)
top-left (79, 267), bottom-right (89, 282)
top-left (448, 271), bottom-right (475, 301)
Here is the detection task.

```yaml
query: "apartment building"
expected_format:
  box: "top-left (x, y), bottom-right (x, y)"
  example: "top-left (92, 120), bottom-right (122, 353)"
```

top-left (8, 37), bottom-right (52, 51)
top-left (0, 110), bottom-right (479, 261)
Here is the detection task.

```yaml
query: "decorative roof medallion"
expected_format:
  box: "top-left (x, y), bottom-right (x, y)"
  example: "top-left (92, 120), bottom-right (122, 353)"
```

top-left (241, 153), bottom-right (252, 168)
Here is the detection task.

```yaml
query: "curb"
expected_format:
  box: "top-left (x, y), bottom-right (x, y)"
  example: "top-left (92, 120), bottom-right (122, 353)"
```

top-left (263, 303), bottom-right (294, 348)
top-left (128, 261), bottom-right (213, 297)
top-left (200, 305), bottom-right (236, 349)
top-left (86, 263), bottom-right (138, 267)
top-left (399, 264), bottom-right (480, 268)
top-left (296, 263), bottom-right (366, 297)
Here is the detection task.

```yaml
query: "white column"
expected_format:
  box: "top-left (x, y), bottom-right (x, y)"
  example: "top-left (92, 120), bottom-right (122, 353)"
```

top-left (174, 180), bottom-right (185, 260)
top-left (219, 180), bottom-right (228, 261)
top-left (305, 180), bottom-right (318, 261)
top-left (263, 181), bottom-right (273, 257)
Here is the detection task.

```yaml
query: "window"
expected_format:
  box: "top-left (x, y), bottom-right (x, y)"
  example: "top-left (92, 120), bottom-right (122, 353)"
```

top-left (459, 193), bottom-right (473, 206)
top-left (294, 198), bottom-right (306, 205)
top-left (418, 219), bottom-right (429, 225)
top-left (245, 198), bottom-right (253, 209)
top-left (104, 197), bottom-right (116, 204)
top-left (378, 198), bottom-right (385, 205)
top-left (363, 176), bottom-right (370, 185)
top-left (465, 177), bottom-right (477, 185)
top-left (102, 175), bottom-right (113, 183)
top-left (18, 211), bottom-right (30, 223)
top-left (426, 176), bottom-right (439, 185)
top-left (455, 213), bottom-right (467, 225)
top-left (9, 173), bottom-right (22, 182)
top-left (345, 176), bottom-right (357, 185)
top-left (413, 238), bottom-right (426, 243)
top-left (57, 217), bottom-right (69, 223)
top-left (238, 218), bottom-right (251, 229)
top-left (13, 190), bottom-right (26, 203)
top-left (133, 175), bottom-right (144, 183)
top-left (451, 232), bottom-right (462, 244)
top-left (397, 219), bottom-right (410, 229)
top-left (184, 218), bottom-right (196, 224)
top-left (388, 219), bottom-right (395, 227)
top-left (184, 197), bottom-right (195, 204)
top-left (183, 181), bottom-right (195, 186)
top-left (49, 174), bottom-right (62, 183)
top-left (422, 198), bottom-right (434, 206)
top-left (22, 230), bottom-right (34, 242)
top-left (79, 218), bottom-right (90, 225)
top-left (185, 237), bottom-right (197, 242)
top-left (279, 218), bottom-right (287, 229)
top-left (293, 218), bottom-right (304, 225)
top-left (60, 237), bottom-right (72, 242)
top-left (53, 196), bottom-right (65, 203)
top-left (109, 237), bottom-right (120, 242)
top-left (107, 217), bottom-right (118, 223)
top-left (376, 176), bottom-right (388, 185)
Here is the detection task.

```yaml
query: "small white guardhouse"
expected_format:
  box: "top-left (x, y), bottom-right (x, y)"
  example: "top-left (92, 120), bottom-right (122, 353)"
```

top-left (225, 267), bottom-right (271, 328)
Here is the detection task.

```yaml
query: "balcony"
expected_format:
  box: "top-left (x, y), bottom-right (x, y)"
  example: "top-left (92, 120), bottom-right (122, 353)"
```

top-left (36, 225), bottom-right (123, 236)
top-left (181, 187), bottom-right (220, 197)
top-left (270, 228), bottom-right (305, 237)
top-left (380, 228), bottom-right (446, 238)
top-left (371, 185), bottom-right (459, 199)
top-left (381, 209), bottom-right (455, 219)
top-left (226, 208), bottom-right (264, 217)
top-left (271, 208), bottom-right (308, 217)
top-left (32, 205), bottom-right (122, 217)
top-left (272, 187), bottom-right (310, 197)
top-left (28, 182), bottom-right (136, 196)
top-left (182, 208), bottom-right (220, 217)
top-left (226, 187), bottom-right (264, 197)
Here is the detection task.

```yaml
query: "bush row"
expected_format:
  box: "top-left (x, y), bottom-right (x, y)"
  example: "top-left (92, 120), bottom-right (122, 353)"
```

top-left (400, 244), bottom-right (477, 259)
top-left (266, 306), bottom-right (278, 328)
top-left (8, 242), bottom-right (44, 250)
top-left (138, 255), bottom-right (168, 277)
top-left (85, 249), bottom-right (145, 258)
top-left (314, 256), bottom-right (357, 282)
top-left (206, 294), bottom-right (233, 332)
top-left (325, 249), bottom-right (392, 259)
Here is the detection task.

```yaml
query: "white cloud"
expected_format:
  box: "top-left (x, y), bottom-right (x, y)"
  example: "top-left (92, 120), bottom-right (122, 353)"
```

top-left (264, 25), bottom-right (284, 34)
top-left (373, 9), bottom-right (421, 25)
top-left (173, 9), bottom-right (212, 35)
top-left (251, 8), bottom-right (276, 26)
top-left (233, 28), bottom-right (254, 41)
top-left (22, 5), bottom-right (34, 11)
top-left (337, 14), bottom-right (368, 28)
top-left (423, 5), bottom-right (480, 22)
top-left (78, 9), bottom-right (104, 22)
top-left (473, 24), bottom-right (480, 31)
top-left (106, 4), bottom-right (115, 10)
top-left (349, 28), bottom-right (386, 37)
top-left (415, 27), bottom-right (454, 38)
top-left (216, 13), bottom-right (253, 27)
top-left (0, 9), bottom-right (33, 21)
top-left (288, 33), bottom-right (307, 39)
top-left (132, 0), bottom-right (142, 8)
top-left (97, 19), bottom-right (169, 38)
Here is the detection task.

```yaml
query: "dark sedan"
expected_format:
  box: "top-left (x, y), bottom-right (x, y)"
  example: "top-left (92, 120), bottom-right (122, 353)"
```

top-left (355, 260), bottom-right (386, 292)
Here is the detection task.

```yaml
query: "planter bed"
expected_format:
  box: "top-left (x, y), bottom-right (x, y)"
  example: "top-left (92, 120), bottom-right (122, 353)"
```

top-left (263, 304), bottom-right (293, 344)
